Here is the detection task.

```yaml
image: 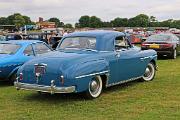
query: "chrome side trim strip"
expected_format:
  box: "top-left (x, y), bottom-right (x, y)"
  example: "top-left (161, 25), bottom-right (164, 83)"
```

top-left (106, 76), bottom-right (142, 87)
top-left (140, 56), bottom-right (150, 60)
top-left (75, 70), bottom-right (109, 79)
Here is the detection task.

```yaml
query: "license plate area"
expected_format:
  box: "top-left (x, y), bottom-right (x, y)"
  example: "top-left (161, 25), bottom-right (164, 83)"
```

top-left (150, 44), bottom-right (159, 49)
top-left (34, 64), bottom-right (47, 75)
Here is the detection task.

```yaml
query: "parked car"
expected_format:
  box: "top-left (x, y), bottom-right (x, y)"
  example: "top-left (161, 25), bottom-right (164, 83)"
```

top-left (27, 33), bottom-right (49, 44)
top-left (6, 33), bottom-right (25, 40)
top-left (14, 30), bottom-right (157, 99)
top-left (0, 35), bottom-right (6, 41)
top-left (129, 34), bottom-right (145, 44)
top-left (142, 33), bottom-right (180, 59)
top-left (0, 40), bottom-right (52, 82)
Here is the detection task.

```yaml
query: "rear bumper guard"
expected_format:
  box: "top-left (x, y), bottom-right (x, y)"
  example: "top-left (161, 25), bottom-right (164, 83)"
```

top-left (14, 81), bottom-right (76, 94)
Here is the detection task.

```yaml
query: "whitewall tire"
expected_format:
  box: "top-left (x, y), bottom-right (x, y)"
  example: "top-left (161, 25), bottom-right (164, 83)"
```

top-left (85, 75), bottom-right (103, 99)
top-left (142, 62), bottom-right (156, 81)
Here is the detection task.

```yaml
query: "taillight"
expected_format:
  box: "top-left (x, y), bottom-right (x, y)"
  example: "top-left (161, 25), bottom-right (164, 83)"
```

top-left (161, 43), bottom-right (173, 48)
top-left (141, 42), bottom-right (148, 47)
top-left (60, 75), bottom-right (64, 85)
top-left (19, 73), bottom-right (23, 81)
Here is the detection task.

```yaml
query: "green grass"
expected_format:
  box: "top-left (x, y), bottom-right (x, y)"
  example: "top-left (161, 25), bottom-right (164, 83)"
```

top-left (0, 57), bottom-right (180, 120)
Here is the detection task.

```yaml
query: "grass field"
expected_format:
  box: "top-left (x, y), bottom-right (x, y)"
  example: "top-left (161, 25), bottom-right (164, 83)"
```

top-left (0, 57), bottom-right (180, 120)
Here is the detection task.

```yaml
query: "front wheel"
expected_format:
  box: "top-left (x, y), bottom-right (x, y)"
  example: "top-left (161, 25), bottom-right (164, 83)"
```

top-left (85, 75), bottom-right (103, 99)
top-left (141, 62), bottom-right (156, 81)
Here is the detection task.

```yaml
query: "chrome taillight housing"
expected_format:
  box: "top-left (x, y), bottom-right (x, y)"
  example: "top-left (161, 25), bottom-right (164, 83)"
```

top-left (19, 73), bottom-right (23, 81)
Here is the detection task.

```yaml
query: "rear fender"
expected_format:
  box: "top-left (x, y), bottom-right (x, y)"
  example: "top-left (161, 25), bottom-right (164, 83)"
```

top-left (63, 59), bottom-right (109, 92)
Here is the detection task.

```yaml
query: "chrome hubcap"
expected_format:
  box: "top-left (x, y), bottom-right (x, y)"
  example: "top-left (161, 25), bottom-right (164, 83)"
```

top-left (90, 79), bottom-right (99, 95)
top-left (144, 67), bottom-right (151, 78)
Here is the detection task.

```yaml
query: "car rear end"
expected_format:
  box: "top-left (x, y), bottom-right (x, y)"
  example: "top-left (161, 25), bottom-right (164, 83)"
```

top-left (141, 42), bottom-right (174, 56)
top-left (14, 57), bottom-right (76, 94)
top-left (141, 34), bottom-right (175, 57)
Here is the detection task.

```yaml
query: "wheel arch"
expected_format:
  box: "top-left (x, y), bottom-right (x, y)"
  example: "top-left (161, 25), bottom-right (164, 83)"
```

top-left (8, 66), bottom-right (20, 79)
top-left (100, 74), bottom-right (108, 88)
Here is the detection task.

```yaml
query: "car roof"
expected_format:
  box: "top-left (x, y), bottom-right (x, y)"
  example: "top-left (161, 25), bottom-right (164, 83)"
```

top-left (63, 30), bottom-right (126, 51)
top-left (66, 30), bottom-right (125, 38)
top-left (0, 40), bottom-right (43, 45)
top-left (154, 33), bottom-right (174, 36)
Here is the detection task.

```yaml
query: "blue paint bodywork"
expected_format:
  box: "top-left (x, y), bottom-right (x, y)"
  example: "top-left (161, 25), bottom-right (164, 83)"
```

top-left (0, 40), bottom-right (50, 80)
top-left (17, 30), bottom-right (157, 93)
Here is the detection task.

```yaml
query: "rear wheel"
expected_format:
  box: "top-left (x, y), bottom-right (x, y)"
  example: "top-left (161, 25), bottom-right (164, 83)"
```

top-left (85, 75), bottom-right (103, 99)
top-left (141, 62), bottom-right (156, 81)
top-left (170, 49), bottom-right (177, 59)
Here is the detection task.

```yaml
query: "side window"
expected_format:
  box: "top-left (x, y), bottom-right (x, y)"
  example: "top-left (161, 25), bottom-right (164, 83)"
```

top-left (34, 43), bottom-right (51, 55)
top-left (24, 45), bottom-right (34, 56)
top-left (115, 36), bottom-right (129, 50)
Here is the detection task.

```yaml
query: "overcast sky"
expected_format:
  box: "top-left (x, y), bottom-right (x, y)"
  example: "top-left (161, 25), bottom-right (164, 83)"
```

top-left (0, 0), bottom-right (180, 24)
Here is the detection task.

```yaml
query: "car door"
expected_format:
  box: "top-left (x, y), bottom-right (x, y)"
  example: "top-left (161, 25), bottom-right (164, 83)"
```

top-left (108, 36), bottom-right (146, 85)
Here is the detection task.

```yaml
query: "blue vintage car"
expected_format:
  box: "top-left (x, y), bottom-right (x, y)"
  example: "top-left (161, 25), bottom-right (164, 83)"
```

top-left (15, 31), bottom-right (157, 99)
top-left (0, 40), bottom-right (52, 82)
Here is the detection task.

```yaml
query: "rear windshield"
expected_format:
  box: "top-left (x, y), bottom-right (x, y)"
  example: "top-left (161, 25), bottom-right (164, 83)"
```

top-left (58, 37), bottom-right (96, 50)
top-left (147, 34), bottom-right (171, 41)
top-left (0, 43), bottom-right (21, 54)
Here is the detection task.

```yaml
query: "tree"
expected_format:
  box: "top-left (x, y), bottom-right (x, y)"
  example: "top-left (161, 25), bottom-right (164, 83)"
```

top-left (5, 13), bottom-right (34, 28)
top-left (48, 17), bottom-right (64, 27)
top-left (111, 18), bottom-right (128, 27)
top-left (64, 23), bottom-right (73, 28)
top-left (75, 23), bottom-right (80, 28)
top-left (79, 15), bottom-right (90, 27)
top-left (149, 16), bottom-right (157, 22)
top-left (160, 19), bottom-right (173, 27)
top-left (89, 16), bottom-right (102, 28)
top-left (102, 22), bottom-right (112, 27)
top-left (0, 17), bottom-right (7, 25)
top-left (13, 14), bottom-right (26, 28)
top-left (23, 16), bottom-right (34, 24)
top-left (128, 14), bottom-right (149, 27)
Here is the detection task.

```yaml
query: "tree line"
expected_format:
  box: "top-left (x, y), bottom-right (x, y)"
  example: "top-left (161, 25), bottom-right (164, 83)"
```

top-left (75, 14), bottom-right (180, 29)
top-left (0, 13), bottom-right (180, 29)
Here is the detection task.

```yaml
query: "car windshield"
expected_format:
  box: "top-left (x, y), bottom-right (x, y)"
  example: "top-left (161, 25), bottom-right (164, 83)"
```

top-left (0, 43), bottom-right (21, 54)
top-left (147, 34), bottom-right (171, 41)
top-left (58, 37), bottom-right (96, 50)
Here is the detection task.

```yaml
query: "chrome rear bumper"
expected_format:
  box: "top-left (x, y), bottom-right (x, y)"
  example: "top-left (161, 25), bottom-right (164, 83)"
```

top-left (14, 82), bottom-right (75, 94)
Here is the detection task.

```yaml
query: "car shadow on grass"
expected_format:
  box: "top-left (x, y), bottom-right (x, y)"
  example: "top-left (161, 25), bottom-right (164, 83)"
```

top-left (22, 80), bottom-right (142, 103)
top-left (0, 81), bottom-right (12, 87)
top-left (23, 92), bottom-right (87, 103)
